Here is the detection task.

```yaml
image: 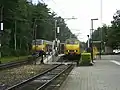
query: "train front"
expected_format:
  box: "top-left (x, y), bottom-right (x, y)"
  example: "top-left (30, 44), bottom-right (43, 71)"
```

top-left (64, 39), bottom-right (81, 59)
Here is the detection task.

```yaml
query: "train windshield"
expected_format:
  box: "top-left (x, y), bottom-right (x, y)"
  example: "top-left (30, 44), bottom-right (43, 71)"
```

top-left (32, 40), bottom-right (43, 45)
top-left (66, 40), bottom-right (79, 44)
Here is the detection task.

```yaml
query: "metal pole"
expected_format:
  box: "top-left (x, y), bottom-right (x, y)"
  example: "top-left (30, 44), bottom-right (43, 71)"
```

top-left (87, 35), bottom-right (89, 48)
top-left (55, 20), bottom-right (57, 42)
top-left (0, 6), bottom-right (3, 59)
top-left (104, 42), bottom-right (105, 53)
top-left (32, 19), bottom-right (36, 58)
top-left (34, 24), bottom-right (37, 64)
top-left (54, 20), bottom-right (57, 55)
top-left (35, 25), bottom-right (37, 55)
top-left (100, 0), bottom-right (103, 59)
top-left (1, 6), bottom-right (3, 23)
top-left (91, 20), bottom-right (93, 62)
top-left (14, 20), bottom-right (17, 51)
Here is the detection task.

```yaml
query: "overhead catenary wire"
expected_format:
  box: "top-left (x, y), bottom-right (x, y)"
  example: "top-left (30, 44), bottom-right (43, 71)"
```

top-left (44, 0), bottom-right (66, 18)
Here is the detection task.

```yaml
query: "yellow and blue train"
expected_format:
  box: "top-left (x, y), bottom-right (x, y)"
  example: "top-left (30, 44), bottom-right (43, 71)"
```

top-left (32, 39), bottom-right (53, 56)
top-left (64, 38), bottom-right (84, 59)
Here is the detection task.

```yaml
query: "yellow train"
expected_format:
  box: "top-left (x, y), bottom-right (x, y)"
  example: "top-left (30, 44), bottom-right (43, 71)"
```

top-left (64, 38), bottom-right (84, 59)
top-left (32, 39), bottom-right (52, 56)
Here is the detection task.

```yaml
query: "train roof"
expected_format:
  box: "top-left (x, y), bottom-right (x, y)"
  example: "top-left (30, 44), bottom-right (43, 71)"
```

top-left (32, 39), bottom-right (53, 44)
top-left (65, 38), bottom-right (80, 42)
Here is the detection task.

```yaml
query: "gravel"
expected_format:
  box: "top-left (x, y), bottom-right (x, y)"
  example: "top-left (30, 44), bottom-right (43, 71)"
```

top-left (0, 64), bottom-right (55, 87)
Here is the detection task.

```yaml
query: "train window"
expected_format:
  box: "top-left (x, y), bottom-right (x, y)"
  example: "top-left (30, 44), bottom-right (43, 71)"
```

top-left (66, 40), bottom-right (78, 44)
top-left (32, 40), bottom-right (43, 45)
top-left (74, 41), bottom-right (78, 44)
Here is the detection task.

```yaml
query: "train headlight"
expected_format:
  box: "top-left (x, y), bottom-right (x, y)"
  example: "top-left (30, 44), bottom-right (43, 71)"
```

top-left (42, 48), bottom-right (44, 50)
top-left (66, 50), bottom-right (69, 52)
top-left (74, 50), bottom-right (77, 52)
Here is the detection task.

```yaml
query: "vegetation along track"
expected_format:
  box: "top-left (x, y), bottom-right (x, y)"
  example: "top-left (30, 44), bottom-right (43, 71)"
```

top-left (0, 56), bottom-right (37, 70)
top-left (6, 64), bottom-right (74, 90)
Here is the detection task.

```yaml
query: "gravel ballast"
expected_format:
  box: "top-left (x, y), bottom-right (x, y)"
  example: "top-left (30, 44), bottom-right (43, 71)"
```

top-left (0, 64), bottom-right (55, 87)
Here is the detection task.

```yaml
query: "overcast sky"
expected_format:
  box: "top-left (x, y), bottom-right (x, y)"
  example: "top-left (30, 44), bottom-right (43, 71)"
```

top-left (33, 0), bottom-right (120, 42)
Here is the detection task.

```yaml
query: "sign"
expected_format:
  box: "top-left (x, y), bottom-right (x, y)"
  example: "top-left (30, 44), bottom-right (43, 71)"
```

top-left (57, 27), bottom-right (60, 33)
top-left (1, 23), bottom-right (3, 30)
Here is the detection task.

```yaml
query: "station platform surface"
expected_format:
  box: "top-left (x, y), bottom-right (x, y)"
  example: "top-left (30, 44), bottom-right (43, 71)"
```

top-left (59, 58), bottom-right (120, 90)
top-left (36, 54), bottom-right (64, 64)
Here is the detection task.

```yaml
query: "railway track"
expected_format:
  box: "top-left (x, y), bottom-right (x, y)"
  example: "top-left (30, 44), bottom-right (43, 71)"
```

top-left (0, 56), bottom-right (36, 70)
top-left (6, 64), bottom-right (74, 90)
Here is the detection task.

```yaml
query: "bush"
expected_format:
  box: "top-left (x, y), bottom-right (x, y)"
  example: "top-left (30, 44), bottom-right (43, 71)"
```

top-left (11, 49), bottom-right (20, 57)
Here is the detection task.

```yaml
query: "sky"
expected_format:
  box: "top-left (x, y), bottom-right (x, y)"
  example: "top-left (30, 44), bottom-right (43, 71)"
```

top-left (32, 0), bottom-right (120, 42)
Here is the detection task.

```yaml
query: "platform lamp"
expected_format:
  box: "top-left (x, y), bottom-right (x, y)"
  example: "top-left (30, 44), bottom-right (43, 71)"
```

top-left (91, 18), bottom-right (98, 62)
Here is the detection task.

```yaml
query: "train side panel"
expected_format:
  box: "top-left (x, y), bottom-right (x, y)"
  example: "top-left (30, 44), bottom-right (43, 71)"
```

top-left (32, 39), bottom-right (52, 56)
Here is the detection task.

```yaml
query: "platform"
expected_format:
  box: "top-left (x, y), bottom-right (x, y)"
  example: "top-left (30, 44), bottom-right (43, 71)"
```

top-left (59, 57), bottom-right (120, 90)
top-left (36, 54), bottom-right (65, 64)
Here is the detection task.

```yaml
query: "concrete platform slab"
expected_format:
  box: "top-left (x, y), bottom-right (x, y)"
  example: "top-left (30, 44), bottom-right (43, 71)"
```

top-left (59, 60), bottom-right (120, 90)
top-left (36, 54), bottom-right (63, 64)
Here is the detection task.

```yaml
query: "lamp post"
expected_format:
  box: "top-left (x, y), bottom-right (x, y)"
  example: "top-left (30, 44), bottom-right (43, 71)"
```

top-left (91, 18), bottom-right (98, 62)
top-left (100, 0), bottom-right (103, 59)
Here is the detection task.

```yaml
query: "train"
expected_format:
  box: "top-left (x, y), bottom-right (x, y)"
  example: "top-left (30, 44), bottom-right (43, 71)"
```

top-left (32, 39), bottom-right (62, 57)
top-left (31, 38), bottom-right (98, 61)
top-left (31, 38), bottom-right (86, 60)
top-left (64, 38), bottom-right (84, 59)
top-left (32, 39), bottom-right (53, 56)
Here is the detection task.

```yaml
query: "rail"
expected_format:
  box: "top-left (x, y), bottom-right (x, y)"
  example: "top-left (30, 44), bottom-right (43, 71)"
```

top-left (6, 64), bottom-right (73, 90)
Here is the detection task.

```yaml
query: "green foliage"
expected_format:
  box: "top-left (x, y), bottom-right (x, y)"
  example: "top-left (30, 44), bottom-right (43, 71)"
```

top-left (1, 55), bottom-right (29, 63)
top-left (0, 0), bottom-right (76, 57)
top-left (91, 10), bottom-right (120, 49)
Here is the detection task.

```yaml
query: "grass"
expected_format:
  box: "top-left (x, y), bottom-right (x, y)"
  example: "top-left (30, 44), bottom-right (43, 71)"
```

top-left (0, 55), bottom-right (31, 64)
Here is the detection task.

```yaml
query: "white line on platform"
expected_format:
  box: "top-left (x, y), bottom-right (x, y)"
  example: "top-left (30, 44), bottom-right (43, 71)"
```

top-left (110, 60), bottom-right (120, 65)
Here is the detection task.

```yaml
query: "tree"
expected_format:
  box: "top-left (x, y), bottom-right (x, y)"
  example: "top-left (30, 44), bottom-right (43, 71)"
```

top-left (0, 0), bottom-right (77, 57)
top-left (92, 10), bottom-right (120, 49)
